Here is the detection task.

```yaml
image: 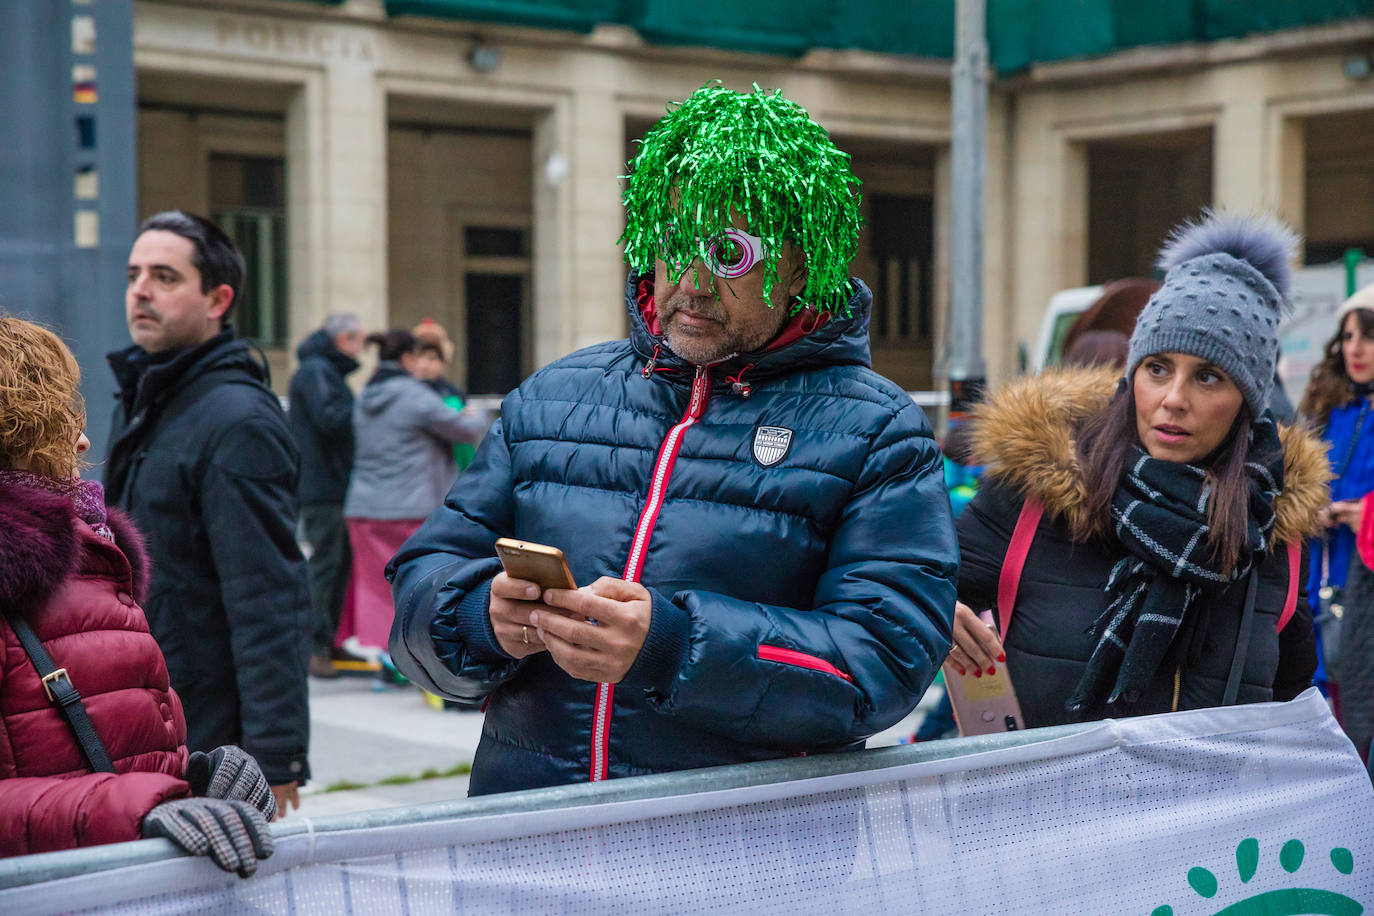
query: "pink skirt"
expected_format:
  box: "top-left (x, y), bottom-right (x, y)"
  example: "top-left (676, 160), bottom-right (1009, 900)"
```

top-left (339, 518), bottom-right (423, 650)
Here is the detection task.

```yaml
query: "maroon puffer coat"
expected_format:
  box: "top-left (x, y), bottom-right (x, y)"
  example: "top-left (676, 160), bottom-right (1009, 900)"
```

top-left (0, 478), bottom-right (190, 856)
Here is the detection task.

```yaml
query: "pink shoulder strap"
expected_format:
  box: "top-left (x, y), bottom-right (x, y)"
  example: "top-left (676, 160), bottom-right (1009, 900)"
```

top-left (1276, 542), bottom-right (1299, 634)
top-left (996, 499), bottom-right (1044, 643)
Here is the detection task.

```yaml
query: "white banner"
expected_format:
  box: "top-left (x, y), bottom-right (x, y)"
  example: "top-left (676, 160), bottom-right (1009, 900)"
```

top-left (3, 689), bottom-right (1370, 915)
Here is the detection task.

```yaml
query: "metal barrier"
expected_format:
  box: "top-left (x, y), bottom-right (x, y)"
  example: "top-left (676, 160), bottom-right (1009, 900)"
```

top-left (0, 721), bottom-right (1093, 890)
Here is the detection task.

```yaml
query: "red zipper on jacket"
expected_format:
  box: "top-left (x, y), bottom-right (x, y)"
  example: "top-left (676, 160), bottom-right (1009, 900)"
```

top-left (589, 365), bottom-right (710, 782)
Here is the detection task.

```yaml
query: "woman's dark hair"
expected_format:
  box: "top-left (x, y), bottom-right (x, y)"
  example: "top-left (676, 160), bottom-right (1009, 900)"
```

top-left (1075, 376), bottom-right (1257, 575)
top-left (1299, 308), bottom-right (1374, 427)
top-left (416, 341), bottom-right (446, 361)
top-left (136, 211), bottom-right (246, 315)
top-left (1063, 330), bottom-right (1129, 371)
top-left (366, 330), bottom-right (418, 362)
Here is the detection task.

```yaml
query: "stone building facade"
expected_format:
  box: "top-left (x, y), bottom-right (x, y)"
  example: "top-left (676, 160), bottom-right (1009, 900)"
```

top-left (133, 0), bottom-right (1374, 397)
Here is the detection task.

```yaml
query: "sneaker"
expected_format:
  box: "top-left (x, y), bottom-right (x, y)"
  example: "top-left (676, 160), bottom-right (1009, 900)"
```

top-left (330, 645), bottom-right (369, 664)
top-left (309, 651), bottom-right (340, 679)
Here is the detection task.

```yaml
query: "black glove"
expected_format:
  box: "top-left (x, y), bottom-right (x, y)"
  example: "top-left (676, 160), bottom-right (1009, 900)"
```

top-left (185, 745), bottom-right (276, 821)
top-left (141, 798), bottom-right (274, 877)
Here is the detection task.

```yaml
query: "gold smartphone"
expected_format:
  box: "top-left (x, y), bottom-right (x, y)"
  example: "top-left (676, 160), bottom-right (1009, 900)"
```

top-left (944, 660), bottom-right (1026, 736)
top-left (494, 538), bottom-right (578, 592)
top-left (944, 610), bottom-right (1025, 736)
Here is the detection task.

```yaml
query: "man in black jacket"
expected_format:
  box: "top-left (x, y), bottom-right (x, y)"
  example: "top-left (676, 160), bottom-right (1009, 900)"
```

top-left (106, 211), bottom-right (312, 819)
top-left (288, 315), bottom-right (364, 678)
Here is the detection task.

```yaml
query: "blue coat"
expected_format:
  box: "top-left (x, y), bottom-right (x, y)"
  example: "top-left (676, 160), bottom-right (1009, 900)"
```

top-left (388, 276), bottom-right (958, 794)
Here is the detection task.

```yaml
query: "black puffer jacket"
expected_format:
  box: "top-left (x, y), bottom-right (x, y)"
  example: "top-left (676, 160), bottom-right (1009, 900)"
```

top-left (105, 330), bottom-right (312, 785)
top-left (288, 329), bottom-right (359, 506)
top-left (957, 368), bottom-right (1327, 727)
top-left (389, 276), bottom-right (959, 795)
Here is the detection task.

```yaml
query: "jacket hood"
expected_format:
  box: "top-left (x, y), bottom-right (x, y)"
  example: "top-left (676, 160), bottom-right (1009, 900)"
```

top-left (296, 328), bottom-right (360, 375)
top-left (624, 273), bottom-right (873, 385)
top-left (108, 328), bottom-right (270, 413)
top-left (970, 366), bottom-right (1330, 547)
top-left (357, 367), bottom-right (420, 415)
top-left (0, 479), bottom-right (151, 612)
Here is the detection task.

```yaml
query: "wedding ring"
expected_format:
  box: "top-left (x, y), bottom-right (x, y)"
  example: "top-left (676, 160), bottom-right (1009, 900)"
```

top-left (522, 625), bottom-right (530, 645)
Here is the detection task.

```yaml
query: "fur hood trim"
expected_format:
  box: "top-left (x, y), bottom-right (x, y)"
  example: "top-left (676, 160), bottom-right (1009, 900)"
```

top-left (970, 367), bottom-right (1330, 547)
top-left (106, 507), bottom-right (151, 603)
top-left (0, 480), bottom-right (151, 611)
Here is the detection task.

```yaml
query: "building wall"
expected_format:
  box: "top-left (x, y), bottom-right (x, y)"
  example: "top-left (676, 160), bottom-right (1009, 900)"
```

top-left (132, 0), bottom-right (958, 395)
top-left (387, 127), bottom-right (533, 385)
top-left (1005, 44), bottom-right (1374, 381)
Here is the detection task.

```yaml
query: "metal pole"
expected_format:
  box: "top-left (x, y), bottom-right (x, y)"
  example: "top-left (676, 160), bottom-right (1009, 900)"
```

top-left (946, 0), bottom-right (988, 419)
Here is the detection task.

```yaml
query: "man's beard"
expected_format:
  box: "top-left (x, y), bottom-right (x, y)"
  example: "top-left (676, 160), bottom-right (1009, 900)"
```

top-left (658, 290), bottom-right (738, 366)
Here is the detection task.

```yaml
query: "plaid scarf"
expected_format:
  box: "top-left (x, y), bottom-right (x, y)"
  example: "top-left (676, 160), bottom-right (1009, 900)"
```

top-left (1065, 414), bottom-right (1283, 715)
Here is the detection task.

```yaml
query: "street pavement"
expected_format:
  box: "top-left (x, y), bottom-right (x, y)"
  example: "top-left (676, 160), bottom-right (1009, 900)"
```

top-left (289, 671), bottom-right (937, 821)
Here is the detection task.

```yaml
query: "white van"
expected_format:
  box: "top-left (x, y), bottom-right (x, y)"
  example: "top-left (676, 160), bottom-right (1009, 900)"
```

top-left (1033, 259), bottom-right (1374, 406)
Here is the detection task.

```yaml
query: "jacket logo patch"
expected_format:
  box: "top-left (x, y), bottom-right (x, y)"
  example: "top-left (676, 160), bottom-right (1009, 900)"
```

top-left (752, 426), bottom-right (794, 467)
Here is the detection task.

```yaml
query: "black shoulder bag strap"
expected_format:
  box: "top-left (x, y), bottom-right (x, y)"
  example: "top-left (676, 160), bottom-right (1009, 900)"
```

top-left (1222, 568), bottom-right (1260, 707)
top-left (4, 610), bottom-right (115, 773)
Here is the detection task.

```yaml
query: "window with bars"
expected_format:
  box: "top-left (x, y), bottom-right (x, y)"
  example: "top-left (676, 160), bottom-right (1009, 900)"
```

top-left (210, 154), bottom-right (289, 348)
top-left (867, 194), bottom-right (933, 344)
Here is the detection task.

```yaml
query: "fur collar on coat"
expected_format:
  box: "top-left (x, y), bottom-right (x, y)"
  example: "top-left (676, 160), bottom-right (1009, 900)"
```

top-left (0, 478), bottom-right (150, 614)
top-left (969, 367), bottom-right (1330, 548)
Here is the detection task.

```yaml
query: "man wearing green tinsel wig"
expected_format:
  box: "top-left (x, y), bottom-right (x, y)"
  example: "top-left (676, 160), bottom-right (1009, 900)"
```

top-left (388, 83), bottom-right (958, 794)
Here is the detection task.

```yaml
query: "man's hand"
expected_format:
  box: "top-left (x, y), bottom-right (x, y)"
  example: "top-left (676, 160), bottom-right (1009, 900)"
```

top-left (489, 572), bottom-right (570, 657)
top-left (270, 782), bottom-right (299, 820)
top-left (532, 577), bottom-right (652, 683)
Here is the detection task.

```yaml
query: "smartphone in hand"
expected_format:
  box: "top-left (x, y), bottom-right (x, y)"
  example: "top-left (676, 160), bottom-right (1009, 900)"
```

top-left (944, 610), bottom-right (1025, 736)
top-left (494, 538), bottom-right (578, 593)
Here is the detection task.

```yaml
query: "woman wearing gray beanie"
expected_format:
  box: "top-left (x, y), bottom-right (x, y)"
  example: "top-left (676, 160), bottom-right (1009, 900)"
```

top-left (945, 212), bottom-right (1329, 728)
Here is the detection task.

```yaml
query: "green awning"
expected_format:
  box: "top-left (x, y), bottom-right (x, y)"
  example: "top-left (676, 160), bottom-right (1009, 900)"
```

top-left (385, 0), bottom-right (628, 33)
top-left (380, 0), bottom-right (1374, 72)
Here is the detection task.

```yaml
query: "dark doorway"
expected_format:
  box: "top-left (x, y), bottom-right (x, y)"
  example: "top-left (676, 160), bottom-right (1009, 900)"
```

top-left (1086, 127), bottom-right (1213, 283)
top-left (465, 273), bottom-right (524, 394)
top-left (868, 194), bottom-right (934, 342)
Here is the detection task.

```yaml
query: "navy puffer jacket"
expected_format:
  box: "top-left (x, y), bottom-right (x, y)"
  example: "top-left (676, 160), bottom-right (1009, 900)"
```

top-left (388, 275), bottom-right (958, 794)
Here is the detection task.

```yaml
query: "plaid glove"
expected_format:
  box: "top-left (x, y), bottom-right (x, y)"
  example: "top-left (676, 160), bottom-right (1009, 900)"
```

top-left (141, 798), bottom-right (274, 877)
top-left (185, 745), bottom-right (276, 821)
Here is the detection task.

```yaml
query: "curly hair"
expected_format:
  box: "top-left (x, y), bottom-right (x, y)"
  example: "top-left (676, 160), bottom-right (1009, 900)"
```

top-left (619, 82), bottom-right (863, 315)
top-left (1298, 308), bottom-right (1374, 428)
top-left (0, 315), bottom-right (86, 479)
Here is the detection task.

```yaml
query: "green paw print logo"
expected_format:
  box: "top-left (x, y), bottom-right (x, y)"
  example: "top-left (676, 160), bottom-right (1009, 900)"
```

top-left (1151, 838), bottom-right (1360, 915)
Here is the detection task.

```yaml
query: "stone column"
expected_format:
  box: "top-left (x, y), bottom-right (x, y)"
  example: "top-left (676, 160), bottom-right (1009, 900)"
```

top-left (566, 82), bottom-right (628, 355)
top-left (286, 51), bottom-right (388, 355)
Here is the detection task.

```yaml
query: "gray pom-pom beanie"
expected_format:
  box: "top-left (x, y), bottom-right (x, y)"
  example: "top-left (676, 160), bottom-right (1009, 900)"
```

top-left (1127, 211), bottom-right (1300, 418)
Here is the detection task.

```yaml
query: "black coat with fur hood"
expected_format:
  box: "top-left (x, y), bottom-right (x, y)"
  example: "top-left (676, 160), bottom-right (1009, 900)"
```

top-left (957, 367), bottom-right (1327, 727)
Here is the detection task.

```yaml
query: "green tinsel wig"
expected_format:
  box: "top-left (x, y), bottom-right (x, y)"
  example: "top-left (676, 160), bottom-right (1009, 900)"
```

top-left (619, 82), bottom-right (863, 316)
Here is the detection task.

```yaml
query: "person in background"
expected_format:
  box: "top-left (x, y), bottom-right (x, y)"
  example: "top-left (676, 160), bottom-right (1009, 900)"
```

top-left (340, 330), bottom-right (487, 653)
top-left (1063, 329), bottom-right (1129, 371)
top-left (412, 317), bottom-right (479, 471)
top-left (0, 315), bottom-right (275, 875)
top-left (1298, 282), bottom-right (1374, 757)
top-left (952, 212), bottom-right (1324, 727)
top-left (106, 211), bottom-right (312, 819)
top-left (288, 313), bottom-right (367, 680)
top-left (906, 421), bottom-right (984, 742)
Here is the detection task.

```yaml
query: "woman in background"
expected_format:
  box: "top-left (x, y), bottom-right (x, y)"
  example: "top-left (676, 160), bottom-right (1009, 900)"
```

top-left (342, 330), bottom-right (487, 651)
top-left (1299, 283), bottom-right (1374, 758)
